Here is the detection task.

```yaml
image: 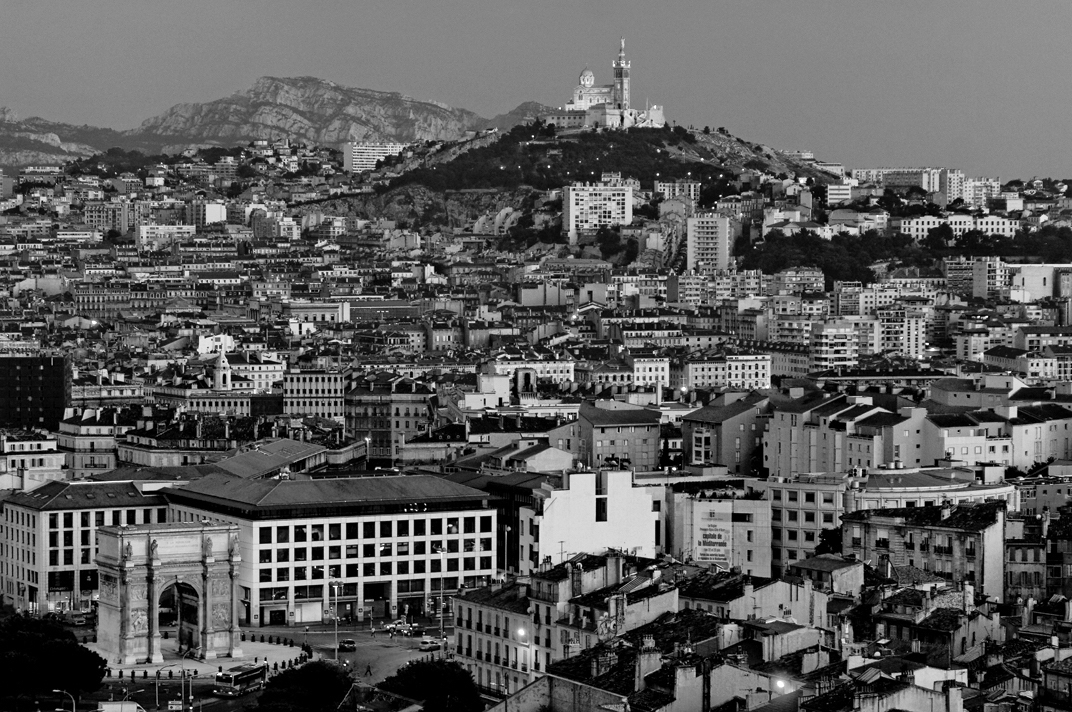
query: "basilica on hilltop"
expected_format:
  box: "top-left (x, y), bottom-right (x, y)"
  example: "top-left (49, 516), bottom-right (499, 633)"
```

top-left (542, 39), bottom-right (666, 131)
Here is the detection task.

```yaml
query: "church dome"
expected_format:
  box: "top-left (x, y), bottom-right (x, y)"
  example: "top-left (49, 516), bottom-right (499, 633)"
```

top-left (579, 68), bottom-right (595, 88)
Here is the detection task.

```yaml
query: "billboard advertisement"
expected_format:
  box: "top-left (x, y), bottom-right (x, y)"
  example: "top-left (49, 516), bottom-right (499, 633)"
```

top-left (695, 506), bottom-right (732, 566)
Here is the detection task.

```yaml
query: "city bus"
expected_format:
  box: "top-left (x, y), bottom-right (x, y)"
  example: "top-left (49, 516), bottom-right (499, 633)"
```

top-left (213, 663), bottom-right (268, 697)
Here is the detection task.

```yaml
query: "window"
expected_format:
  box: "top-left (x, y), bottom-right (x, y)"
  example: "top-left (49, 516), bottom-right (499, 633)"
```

top-left (364, 522), bottom-right (375, 538)
top-left (294, 526), bottom-right (307, 543)
top-left (595, 498), bottom-right (608, 522)
top-left (259, 527), bottom-right (272, 545)
top-left (276, 526), bottom-right (290, 544)
top-left (380, 521), bottom-right (393, 538)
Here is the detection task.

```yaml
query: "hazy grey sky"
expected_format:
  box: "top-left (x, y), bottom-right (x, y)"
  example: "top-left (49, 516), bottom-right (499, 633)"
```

top-left (3, 0), bottom-right (1069, 178)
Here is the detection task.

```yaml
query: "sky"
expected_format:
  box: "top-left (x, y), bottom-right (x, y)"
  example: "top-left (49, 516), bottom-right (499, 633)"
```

top-left (2, 0), bottom-right (1069, 179)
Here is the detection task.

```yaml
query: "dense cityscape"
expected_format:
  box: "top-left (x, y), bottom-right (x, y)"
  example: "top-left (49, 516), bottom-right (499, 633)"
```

top-left (3, 36), bottom-right (1072, 712)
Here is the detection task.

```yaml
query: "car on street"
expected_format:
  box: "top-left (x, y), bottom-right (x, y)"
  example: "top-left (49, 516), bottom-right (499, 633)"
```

top-left (385, 619), bottom-right (421, 635)
top-left (418, 637), bottom-right (441, 652)
top-left (338, 639), bottom-right (357, 652)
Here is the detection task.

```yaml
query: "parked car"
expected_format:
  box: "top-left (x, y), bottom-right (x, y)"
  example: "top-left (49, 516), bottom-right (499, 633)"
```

top-left (338, 639), bottom-right (357, 652)
top-left (418, 638), bottom-right (441, 652)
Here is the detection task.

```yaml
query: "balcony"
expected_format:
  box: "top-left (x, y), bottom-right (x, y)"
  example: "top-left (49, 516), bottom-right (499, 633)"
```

top-left (905, 542), bottom-right (915, 551)
top-left (919, 543), bottom-right (929, 552)
top-left (464, 648), bottom-right (472, 657)
top-left (476, 651), bottom-right (483, 661)
top-left (851, 537), bottom-right (862, 547)
top-left (876, 539), bottom-right (890, 550)
top-left (456, 618), bottom-right (463, 627)
top-left (493, 656), bottom-right (501, 665)
top-left (521, 663), bottom-right (528, 672)
top-left (494, 627), bottom-right (501, 637)
top-left (934, 545), bottom-right (953, 555)
top-left (510, 660), bottom-right (518, 670)
top-left (966, 549), bottom-right (977, 559)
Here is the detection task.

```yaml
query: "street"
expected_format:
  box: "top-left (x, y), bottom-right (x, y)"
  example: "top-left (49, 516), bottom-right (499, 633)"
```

top-left (85, 623), bottom-right (454, 712)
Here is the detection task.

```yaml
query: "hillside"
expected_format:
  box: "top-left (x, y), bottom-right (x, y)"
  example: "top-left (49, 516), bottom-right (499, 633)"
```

top-left (291, 123), bottom-right (833, 237)
top-left (0, 77), bottom-right (554, 169)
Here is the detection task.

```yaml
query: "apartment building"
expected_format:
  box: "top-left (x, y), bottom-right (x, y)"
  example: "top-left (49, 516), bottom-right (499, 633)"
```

top-left (681, 392), bottom-right (769, 476)
top-left (0, 354), bottom-right (71, 431)
top-left (563, 183), bottom-right (634, 244)
top-left (283, 367), bottom-right (350, 421)
top-left (343, 142), bottom-right (408, 173)
top-left (344, 373), bottom-right (435, 465)
top-left (841, 501), bottom-right (1006, 598)
top-left (577, 402), bottom-right (661, 471)
top-left (671, 350), bottom-right (771, 391)
top-left (667, 486), bottom-right (773, 576)
top-left (55, 407), bottom-right (140, 477)
top-left (685, 212), bottom-right (736, 271)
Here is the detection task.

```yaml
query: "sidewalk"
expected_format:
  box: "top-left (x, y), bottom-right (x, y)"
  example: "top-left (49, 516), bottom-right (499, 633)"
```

top-left (86, 636), bottom-right (314, 680)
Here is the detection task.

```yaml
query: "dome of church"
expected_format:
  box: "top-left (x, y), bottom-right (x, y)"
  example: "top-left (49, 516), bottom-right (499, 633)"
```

top-left (578, 68), bottom-right (595, 88)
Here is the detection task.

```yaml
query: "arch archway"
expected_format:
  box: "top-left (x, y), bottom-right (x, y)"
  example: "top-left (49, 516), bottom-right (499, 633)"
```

top-left (157, 580), bottom-right (202, 655)
top-left (96, 524), bottom-right (242, 665)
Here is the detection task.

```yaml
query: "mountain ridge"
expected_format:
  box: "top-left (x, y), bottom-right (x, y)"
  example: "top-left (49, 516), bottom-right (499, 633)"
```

top-left (0, 76), bottom-right (555, 168)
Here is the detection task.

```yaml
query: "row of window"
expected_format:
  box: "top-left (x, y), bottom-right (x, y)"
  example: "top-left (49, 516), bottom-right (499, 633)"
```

top-left (257, 516), bottom-right (493, 544)
top-left (770, 490), bottom-right (836, 505)
top-left (50, 508), bottom-right (168, 529)
top-left (257, 538), bottom-right (492, 563)
top-left (257, 555), bottom-right (492, 583)
top-left (772, 509), bottom-right (835, 524)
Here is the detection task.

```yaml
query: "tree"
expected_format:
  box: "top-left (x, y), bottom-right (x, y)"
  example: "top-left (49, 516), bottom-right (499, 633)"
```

top-left (256, 661), bottom-right (353, 712)
top-left (814, 526), bottom-right (843, 556)
top-left (0, 615), bottom-right (107, 702)
top-left (702, 126), bottom-right (711, 135)
top-left (379, 660), bottom-right (482, 712)
top-left (921, 222), bottom-right (954, 251)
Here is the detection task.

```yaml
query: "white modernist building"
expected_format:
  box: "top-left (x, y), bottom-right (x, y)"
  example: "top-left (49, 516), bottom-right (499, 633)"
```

top-left (163, 473), bottom-right (496, 627)
top-left (686, 212), bottom-right (737, 271)
top-left (343, 142), bottom-right (408, 173)
top-left (563, 183), bottom-right (634, 244)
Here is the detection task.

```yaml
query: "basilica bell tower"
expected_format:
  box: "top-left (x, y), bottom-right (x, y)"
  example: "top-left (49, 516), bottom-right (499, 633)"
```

top-left (613, 37), bottom-right (631, 110)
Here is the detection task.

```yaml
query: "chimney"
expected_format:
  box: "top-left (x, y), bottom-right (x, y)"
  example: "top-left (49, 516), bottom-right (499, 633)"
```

top-left (571, 563), bottom-right (583, 598)
top-left (940, 502), bottom-right (953, 520)
top-left (224, 420), bottom-right (231, 440)
top-left (634, 635), bottom-right (661, 692)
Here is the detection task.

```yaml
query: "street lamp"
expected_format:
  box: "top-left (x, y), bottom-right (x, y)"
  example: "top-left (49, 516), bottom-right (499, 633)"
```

top-left (53, 690), bottom-right (74, 712)
top-left (330, 579), bottom-right (342, 660)
top-left (179, 647), bottom-right (197, 712)
top-left (435, 546), bottom-right (446, 659)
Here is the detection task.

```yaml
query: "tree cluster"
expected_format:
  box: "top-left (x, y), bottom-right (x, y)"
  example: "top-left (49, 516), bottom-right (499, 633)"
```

top-left (255, 661), bottom-right (354, 712)
top-left (378, 659), bottom-right (483, 712)
top-left (0, 614), bottom-right (107, 702)
top-left (392, 122), bottom-right (729, 193)
top-left (737, 229), bottom-right (930, 290)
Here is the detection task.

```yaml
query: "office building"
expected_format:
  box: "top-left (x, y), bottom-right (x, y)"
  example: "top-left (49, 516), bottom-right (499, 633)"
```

top-left (163, 473), bottom-right (497, 627)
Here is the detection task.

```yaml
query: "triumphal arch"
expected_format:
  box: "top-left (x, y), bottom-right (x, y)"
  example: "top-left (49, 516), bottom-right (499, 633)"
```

top-left (96, 522), bottom-right (243, 665)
